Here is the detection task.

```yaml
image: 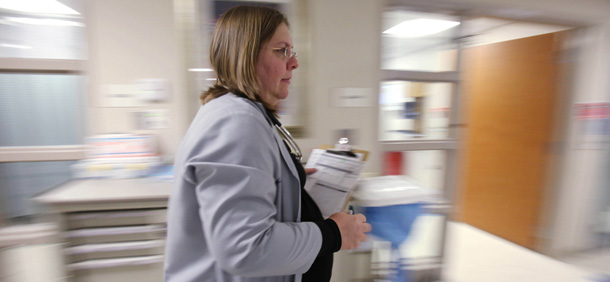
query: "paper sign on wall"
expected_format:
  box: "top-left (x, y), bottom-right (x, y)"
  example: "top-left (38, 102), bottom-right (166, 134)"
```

top-left (329, 87), bottom-right (374, 107)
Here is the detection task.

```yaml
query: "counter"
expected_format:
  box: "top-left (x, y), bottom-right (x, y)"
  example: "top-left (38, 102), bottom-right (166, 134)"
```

top-left (34, 178), bottom-right (172, 282)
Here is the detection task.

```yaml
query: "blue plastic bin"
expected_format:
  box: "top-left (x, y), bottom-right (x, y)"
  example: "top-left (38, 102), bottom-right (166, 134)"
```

top-left (352, 175), bottom-right (439, 282)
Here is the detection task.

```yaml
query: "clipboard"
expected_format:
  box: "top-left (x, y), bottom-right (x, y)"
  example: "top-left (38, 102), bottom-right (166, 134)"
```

top-left (318, 144), bottom-right (369, 161)
top-left (318, 144), bottom-right (369, 212)
top-left (304, 144), bottom-right (369, 218)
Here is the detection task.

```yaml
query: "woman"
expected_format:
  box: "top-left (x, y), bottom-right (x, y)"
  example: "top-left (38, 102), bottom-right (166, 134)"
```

top-left (164, 5), bottom-right (371, 282)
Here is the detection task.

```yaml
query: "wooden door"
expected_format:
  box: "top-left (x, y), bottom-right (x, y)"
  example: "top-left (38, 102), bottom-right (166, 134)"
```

top-left (459, 33), bottom-right (561, 249)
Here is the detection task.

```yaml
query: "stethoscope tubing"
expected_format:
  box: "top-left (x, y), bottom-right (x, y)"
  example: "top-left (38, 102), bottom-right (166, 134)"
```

top-left (274, 123), bottom-right (302, 162)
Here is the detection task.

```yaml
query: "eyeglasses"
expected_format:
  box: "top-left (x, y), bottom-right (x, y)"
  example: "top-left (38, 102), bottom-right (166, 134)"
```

top-left (271, 47), bottom-right (297, 60)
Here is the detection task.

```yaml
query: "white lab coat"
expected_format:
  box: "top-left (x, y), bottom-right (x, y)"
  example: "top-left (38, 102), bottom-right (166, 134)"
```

top-left (164, 93), bottom-right (322, 282)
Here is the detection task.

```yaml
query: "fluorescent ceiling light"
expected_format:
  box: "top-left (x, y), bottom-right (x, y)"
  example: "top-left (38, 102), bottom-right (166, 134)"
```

top-left (205, 78), bottom-right (217, 81)
top-left (0, 43), bottom-right (31, 49)
top-left (383, 19), bottom-right (460, 38)
top-left (188, 68), bottom-right (214, 72)
top-left (5, 17), bottom-right (83, 26)
top-left (0, 0), bottom-right (80, 15)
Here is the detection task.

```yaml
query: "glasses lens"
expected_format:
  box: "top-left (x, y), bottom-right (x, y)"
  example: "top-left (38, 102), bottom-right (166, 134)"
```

top-left (285, 47), bottom-right (296, 59)
top-left (276, 47), bottom-right (296, 59)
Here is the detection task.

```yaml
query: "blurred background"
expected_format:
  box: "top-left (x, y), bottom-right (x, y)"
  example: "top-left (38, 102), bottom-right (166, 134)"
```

top-left (0, 0), bottom-right (609, 281)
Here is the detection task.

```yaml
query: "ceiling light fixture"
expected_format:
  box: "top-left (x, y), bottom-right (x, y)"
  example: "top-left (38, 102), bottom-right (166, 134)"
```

top-left (188, 68), bottom-right (214, 72)
top-left (383, 19), bottom-right (460, 38)
top-left (5, 17), bottom-right (83, 26)
top-left (0, 43), bottom-right (32, 49)
top-left (0, 0), bottom-right (80, 15)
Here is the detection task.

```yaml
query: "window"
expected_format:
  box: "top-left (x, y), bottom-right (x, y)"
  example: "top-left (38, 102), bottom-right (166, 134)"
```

top-left (374, 8), bottom-right (464, 277)
top-left (381, 10), bottom-right (459, 72)
top-left (0, 0), bottom-right (87, 224)
top-left (379, 81), bottom-right (455, 141)
top-left (378, 9), bottom-right (463, 198)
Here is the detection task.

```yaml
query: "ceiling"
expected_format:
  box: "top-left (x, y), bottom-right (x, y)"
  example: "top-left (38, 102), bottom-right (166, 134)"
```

top-left (380, 9), bottom-right (573, 63)
top-left (383, 0), bottom-right (610, 27)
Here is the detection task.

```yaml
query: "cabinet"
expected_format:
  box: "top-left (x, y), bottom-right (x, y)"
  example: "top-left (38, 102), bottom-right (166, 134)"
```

top-left (0, 223), bottom-right (66, 282)
top-left (34, 178), bottom-right (171, 282)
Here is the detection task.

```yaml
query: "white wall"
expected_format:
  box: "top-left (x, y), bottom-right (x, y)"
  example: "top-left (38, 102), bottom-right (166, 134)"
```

top-left (84, 0), bottom-right (383, 168)
top-left (297, 0), bottom-right (383, 175)
top-left (548, 23), bottom-right (610, 255)
top-left (86, 0), bottom-right (189, 157)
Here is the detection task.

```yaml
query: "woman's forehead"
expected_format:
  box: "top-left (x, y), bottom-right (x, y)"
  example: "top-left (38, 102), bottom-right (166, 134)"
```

top-left (265, 23), bottom-right (292, 45)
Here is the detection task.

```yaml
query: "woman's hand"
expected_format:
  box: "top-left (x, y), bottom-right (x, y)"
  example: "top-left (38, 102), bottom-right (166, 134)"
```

top-left (329, 212), bottom-right (372, 250)
top-left (304, 168), bottom-right (317, 175)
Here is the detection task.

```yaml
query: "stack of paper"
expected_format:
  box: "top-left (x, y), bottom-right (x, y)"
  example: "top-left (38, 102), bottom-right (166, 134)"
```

top-left (304, 149), bottom-right (366, 218)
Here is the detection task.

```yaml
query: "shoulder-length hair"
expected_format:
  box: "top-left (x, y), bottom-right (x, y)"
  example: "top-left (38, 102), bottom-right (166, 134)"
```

top-left (200, 5), bottom-right (288, 109)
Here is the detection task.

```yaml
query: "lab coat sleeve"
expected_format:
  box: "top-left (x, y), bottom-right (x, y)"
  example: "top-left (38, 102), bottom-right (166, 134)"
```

top-left (183, 109), bottom-right (322, 277)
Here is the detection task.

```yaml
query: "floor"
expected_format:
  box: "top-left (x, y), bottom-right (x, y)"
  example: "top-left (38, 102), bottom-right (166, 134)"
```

top-left (333, 218), bottom-right (610, 282)
top-left (2, 220), bottom-right (609, 282)
top-left (560, 247), bottom-right (610, 278)
top-left (442, 222), bottom-right (610, 282)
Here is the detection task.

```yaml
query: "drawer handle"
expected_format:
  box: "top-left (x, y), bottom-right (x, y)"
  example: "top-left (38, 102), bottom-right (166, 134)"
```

top-left (65, 240), bottom-right (165, 255)
top-left (65, 225), bottom-right (166, 238)
top-left (67, 255), bottom-right (164, 271)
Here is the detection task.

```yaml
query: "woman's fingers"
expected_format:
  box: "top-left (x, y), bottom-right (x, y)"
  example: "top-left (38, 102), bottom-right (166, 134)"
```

top-left (362, 222), bottom-right (372, 233)
top-left (304, 168), bottom-right (317, 175)
top-left (355, 213), bottom-right (366, 223)
top-left (329, 212), bottom-right (372, 250)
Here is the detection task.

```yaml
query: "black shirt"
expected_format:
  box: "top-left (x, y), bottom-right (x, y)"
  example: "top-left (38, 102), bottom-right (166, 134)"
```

top-left (264, 108), bottom-right (340, 282)
top-left (291, 150), bottom-right (341, 282)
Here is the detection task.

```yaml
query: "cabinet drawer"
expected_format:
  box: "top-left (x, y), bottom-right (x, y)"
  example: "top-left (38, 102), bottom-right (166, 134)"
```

top-left (65, 225), bottom-right (166, 245)
top-left (66, 209), bottom-right (167, 229)
top-left (65, 239), bottom-right (165, 263)
top-left (67, 255), bottom-right (164, 282)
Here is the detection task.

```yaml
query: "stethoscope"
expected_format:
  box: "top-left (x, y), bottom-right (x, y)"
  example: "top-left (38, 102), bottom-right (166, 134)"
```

top-left (265, 108), bottom-right (303, 162)
top-left (274, 123), bottom-right (302, 162)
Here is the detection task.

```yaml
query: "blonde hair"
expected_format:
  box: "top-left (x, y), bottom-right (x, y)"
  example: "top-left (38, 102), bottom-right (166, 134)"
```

top-left (200, 5), bottom-right (288, 110)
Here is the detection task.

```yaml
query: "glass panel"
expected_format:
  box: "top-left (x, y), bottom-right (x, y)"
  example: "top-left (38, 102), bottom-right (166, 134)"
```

top-left (381, 10), bottom-right (459, 72)
top-left (379, 81), bottom-right (453, 141)
top-left (0, 3), bottom-right (86, 60)
top-left (0, 74), bottom-right (86, 146)
top-left (382, 150), bottom-right (446, 192)
top-left (0, 161), bottom-right (75, 222)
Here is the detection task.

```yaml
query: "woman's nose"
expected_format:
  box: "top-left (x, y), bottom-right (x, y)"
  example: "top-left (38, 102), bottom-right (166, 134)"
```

top-left (288, 56), bottom-right (298, 70)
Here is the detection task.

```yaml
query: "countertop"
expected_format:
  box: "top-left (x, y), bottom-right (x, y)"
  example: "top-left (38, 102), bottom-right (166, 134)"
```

top-left (34, 178), bottom-right (172, 213)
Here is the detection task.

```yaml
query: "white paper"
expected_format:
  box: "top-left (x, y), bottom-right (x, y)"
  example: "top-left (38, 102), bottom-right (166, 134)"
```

top-left (102, 84), bottom-right (141, 107)
top-left (304, 149), bottom-right (365, 218)
top-left (330, 87), bottom-right (375, 107)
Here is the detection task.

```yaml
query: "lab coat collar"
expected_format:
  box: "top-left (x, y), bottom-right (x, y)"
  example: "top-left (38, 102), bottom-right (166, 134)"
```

top-left (239, 95), bottom-right (300, 189)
